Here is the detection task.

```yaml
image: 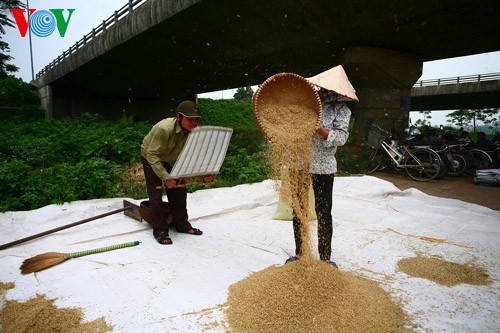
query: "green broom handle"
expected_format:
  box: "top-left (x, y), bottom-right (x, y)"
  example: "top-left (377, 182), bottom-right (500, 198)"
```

top-left (68, 241), bottom-right (140, 259)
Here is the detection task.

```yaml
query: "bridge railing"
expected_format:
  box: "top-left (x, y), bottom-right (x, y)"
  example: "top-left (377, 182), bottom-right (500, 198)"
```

top-left (36, 0), bottom-right (148, 79)
top-left (413, 72), bottom-right (500, 87)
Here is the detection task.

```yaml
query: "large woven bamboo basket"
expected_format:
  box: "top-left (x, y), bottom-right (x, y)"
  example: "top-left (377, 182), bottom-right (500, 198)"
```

top-left (253, 73), bottom-right (322, 142)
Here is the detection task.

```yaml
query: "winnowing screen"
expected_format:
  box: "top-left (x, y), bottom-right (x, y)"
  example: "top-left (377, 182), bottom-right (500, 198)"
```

top-left (167, 126), bottom-right (233, 179)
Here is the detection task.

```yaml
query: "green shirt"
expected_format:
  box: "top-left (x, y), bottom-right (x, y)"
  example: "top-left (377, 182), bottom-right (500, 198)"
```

top-left (141, 117), bottom-right (189, 180)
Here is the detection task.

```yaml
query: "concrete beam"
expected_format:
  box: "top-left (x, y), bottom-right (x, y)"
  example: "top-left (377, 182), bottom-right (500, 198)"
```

top-left (411, 80), bottom-right (500, 110)
top-left (339, 47), bottom-right (422, 144)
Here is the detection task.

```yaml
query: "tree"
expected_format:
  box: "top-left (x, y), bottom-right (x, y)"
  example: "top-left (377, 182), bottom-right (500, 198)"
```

top-left (446, 108), bottom-right (499, 132)
top-left (446, 109), bottom-right (473, 129)
top-left (414, 110), bottom-right (432, 127)
top-left (0, 76), bottom-right (39, 106)
top-left (0, 0), bottom-right (23, 77)
top-left (475, 108), bottom-right (499, 132)
top-left (233, 86), bottom-right (253, 100)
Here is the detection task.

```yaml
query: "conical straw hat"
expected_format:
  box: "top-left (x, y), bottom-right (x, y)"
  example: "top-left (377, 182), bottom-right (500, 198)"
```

top-left (252, 73), bottom-right (322, 142)
top-left (307, 65), bottom-right (359, 102)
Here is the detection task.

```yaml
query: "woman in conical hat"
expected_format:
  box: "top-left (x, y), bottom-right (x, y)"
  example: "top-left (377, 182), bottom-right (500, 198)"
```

top-left (286, 65), bottom-right (358, 267)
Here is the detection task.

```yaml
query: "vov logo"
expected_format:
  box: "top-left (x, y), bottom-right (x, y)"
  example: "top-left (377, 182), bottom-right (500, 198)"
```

top-left (10, 8), bottom-right (75, 37)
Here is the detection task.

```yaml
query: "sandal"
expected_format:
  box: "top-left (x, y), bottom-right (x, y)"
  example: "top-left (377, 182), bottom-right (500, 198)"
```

top-left (324, 260), bottom-right (338, 268)
top-left (187, 228), bottom-right (203, 235)
top-left (285, 256), bottom-right (300, 264)
top-left (176, 228), bottom-right (203, 235)
top-left (156, 231), bottom-right (172, 245)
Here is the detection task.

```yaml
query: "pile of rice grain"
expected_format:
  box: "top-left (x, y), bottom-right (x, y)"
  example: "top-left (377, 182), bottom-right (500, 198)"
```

top-left (398, 255), bottom-right (491, 287)
top-left (0, 283), bottom-right (112, 333)
top-left (226, 259), bottom-right (411, 332)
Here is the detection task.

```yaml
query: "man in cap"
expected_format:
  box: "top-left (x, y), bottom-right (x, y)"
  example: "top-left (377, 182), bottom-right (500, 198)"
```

top-left (141, 100), bottom-right (213, 245)
top-left (287, 65), bottom-right (357, 267)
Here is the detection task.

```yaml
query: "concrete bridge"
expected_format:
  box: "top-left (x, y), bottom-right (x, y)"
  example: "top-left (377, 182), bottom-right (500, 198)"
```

top-left (33, 0), bottom-right (500, 143)
top-left (410, 73), bottom-right (500, 111)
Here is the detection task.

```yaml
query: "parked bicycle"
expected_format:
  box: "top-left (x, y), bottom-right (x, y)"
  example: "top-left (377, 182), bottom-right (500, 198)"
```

top-left (466, 142), bottom-right (499, 171)
top-left (365, 124), bottom-right (442, 181)
top-left (399, 129), bottom-right (497, 178)
top-left (408, 140), bottom-right (469, 178)
top-left (437, 139), bottom-right (497, 176)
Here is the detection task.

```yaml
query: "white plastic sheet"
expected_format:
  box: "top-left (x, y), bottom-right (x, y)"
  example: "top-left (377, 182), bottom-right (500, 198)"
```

top-left (0, 176), bottom-right (499, 332)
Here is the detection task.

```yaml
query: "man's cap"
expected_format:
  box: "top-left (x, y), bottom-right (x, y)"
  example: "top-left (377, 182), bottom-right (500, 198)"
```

top-left (177, 100), bottom-right (201, 118)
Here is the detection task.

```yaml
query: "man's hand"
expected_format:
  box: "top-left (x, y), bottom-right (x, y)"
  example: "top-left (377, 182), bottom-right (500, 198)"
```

top-left (203, 175), bottom-right (214, 184)
top-left (164, 179), bottom-right (178, 189)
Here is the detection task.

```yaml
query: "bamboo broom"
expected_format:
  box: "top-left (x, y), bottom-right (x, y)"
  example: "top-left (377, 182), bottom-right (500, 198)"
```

top-left (20, 241), bottom-right (140, 274)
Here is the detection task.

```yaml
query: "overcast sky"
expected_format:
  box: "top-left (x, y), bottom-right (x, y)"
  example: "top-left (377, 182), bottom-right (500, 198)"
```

top-left (3, 0), bottom-right (500, 126)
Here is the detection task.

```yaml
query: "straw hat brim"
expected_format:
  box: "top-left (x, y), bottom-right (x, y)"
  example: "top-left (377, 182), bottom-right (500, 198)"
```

top-left (307, 65), bottom-right (359, 102)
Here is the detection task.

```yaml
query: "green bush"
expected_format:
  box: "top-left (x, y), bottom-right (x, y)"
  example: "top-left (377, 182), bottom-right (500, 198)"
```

top-left (218, 146), bottom-right (270, 186)
top-left (0, 97), bottom-right (366, 212)
top-left (0, 98), bottom-right (270, 212)
top-left (0, 76), bottom-right (39, 107)
top-left (198, 98), bottom-right (270, 187)
top-left (0, 113), bottom-right (151, 211)
top-left (0, 158), bottom-right (123, 211)
top-left (0, 76), bottom-right (44, 122)
top-left (0, 159), bottom-right (34, 211)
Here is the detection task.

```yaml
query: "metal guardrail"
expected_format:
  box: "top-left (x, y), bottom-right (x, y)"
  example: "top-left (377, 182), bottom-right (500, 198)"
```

top-left (413, 72), bottom-right (500, 87)
top-left (36, 0), bottom-right (148, 79)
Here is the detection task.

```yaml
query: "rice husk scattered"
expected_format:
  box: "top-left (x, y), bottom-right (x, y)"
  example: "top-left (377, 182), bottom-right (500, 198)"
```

top-left (398, 255), bottom-right (491, 287)
top-left (226, 260), bottom-right (411, 332)
top-left (0, 282), bottom-right (15, 320)
top-left (0, 283), bottom-right (112, 333)
top-left (0, 283), bottom-right (14, 292)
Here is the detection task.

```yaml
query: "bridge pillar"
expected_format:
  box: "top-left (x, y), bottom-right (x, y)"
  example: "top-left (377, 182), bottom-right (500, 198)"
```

top-left (38, 84), bottom-right (54, 119)
top-left (340, 47), bottom-right (422, 144)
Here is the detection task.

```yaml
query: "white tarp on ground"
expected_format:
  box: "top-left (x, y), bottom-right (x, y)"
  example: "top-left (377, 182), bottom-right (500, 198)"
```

top-left (0, 176), bottom-right (499, 332)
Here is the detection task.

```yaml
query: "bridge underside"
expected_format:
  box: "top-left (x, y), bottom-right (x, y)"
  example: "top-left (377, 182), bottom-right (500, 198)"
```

top-left (35, 0), bottom-right (500, 142)
top-left (411, 91), bottom-right (500, 111)
top-left (411, 81), bottom-right (500, 111)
